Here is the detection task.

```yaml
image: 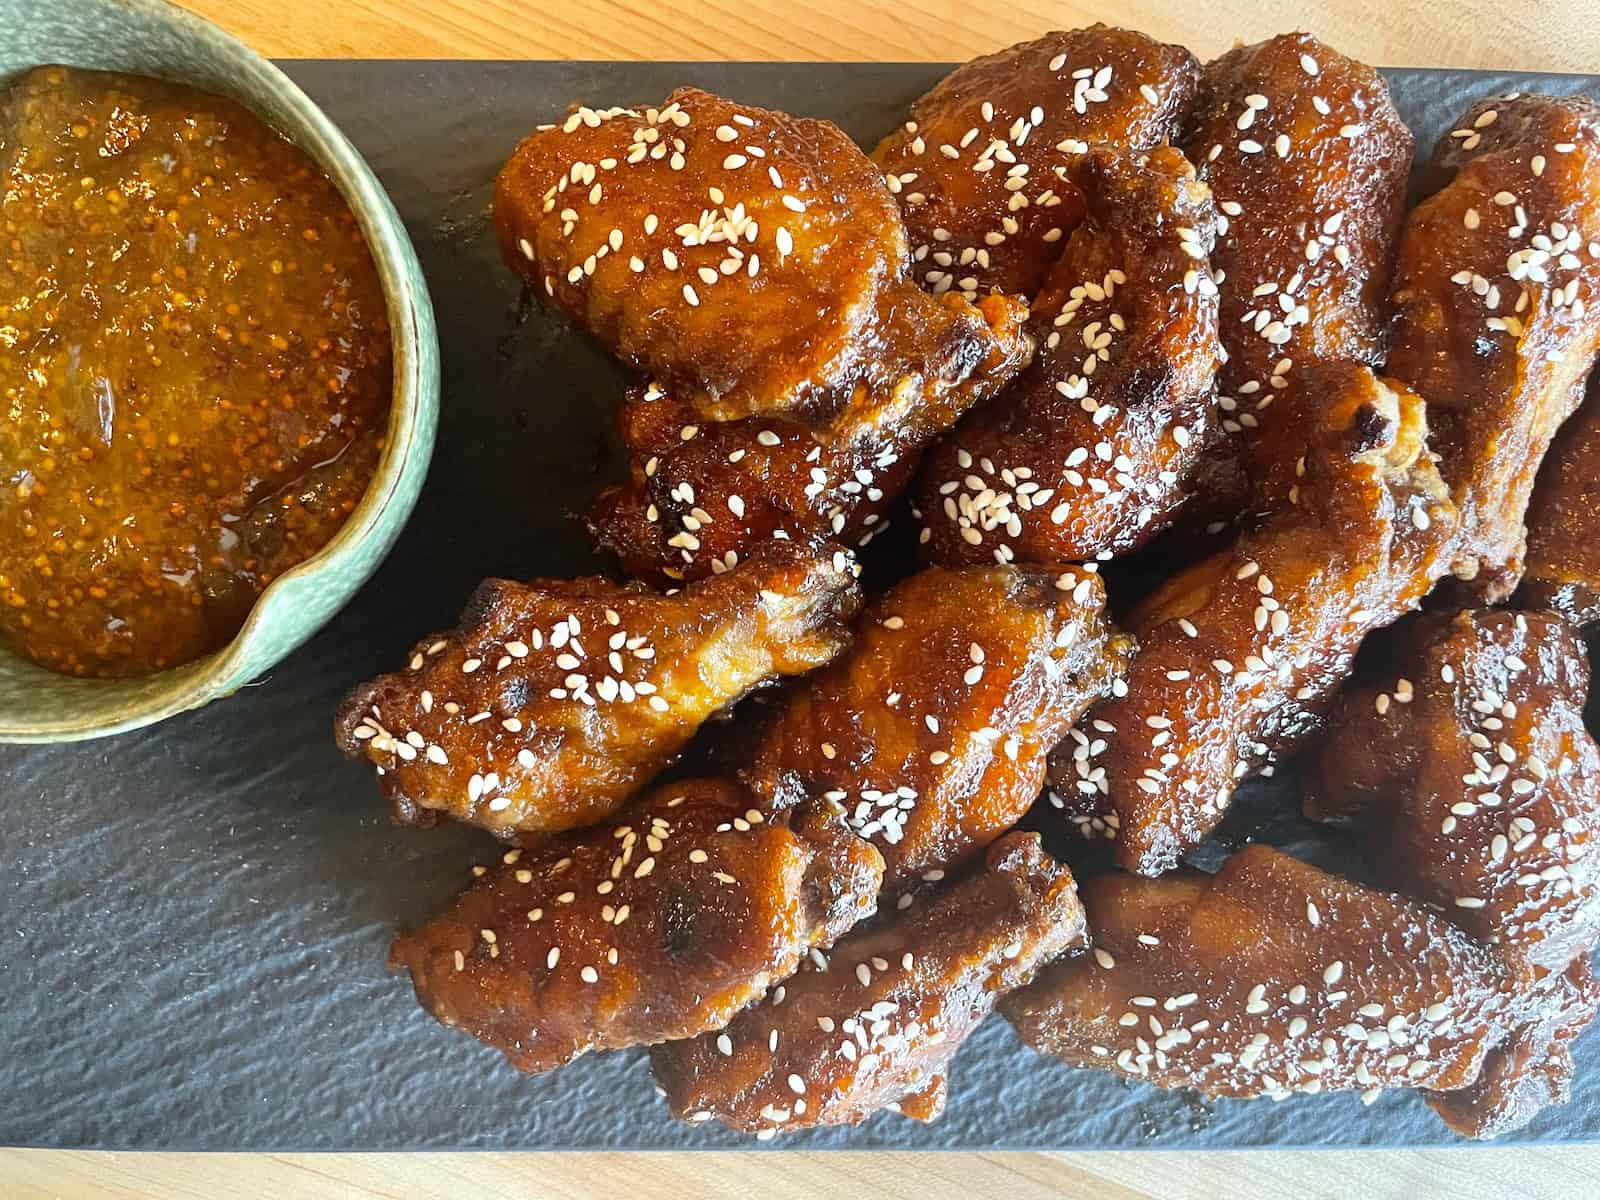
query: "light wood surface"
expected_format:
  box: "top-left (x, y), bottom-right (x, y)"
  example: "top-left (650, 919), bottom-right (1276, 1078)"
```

top-left (7, 2), bottom-right (1600, 1197)
top-left (181, 0), bottom-right (1600, 71)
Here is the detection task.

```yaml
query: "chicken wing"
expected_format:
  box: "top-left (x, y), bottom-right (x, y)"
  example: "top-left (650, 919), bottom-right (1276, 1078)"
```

top-left (587, 285), bottom-right (1025, 580)
top-left (651, 831), bottom-right (1084, 1134)
top-left (1305, 608), bottom-right (1600, 971)
top-left (1047, 363), bottom-right (1457, 873)
top-left (1387, 93), bottom-right (1600, 599)
top-left (335, 539), bottom-right (859, 839)
top-left (915, 145), bottom-right (1223, 567)
top-left (871, 25), bottom-right (1199, 302)
top-left (1002, 845), bottom-right (1538, 1115)
top-left (388, 779), bottom-right (884, 1074)
top-left (746, 564), bottom-right (1133, 891)
top-left (493, 87), bottom-right (1029, 580)
top-left (1429, 954), bottom-right (1600, 1139)
top-left (1182, 33), bottom-right (1413, 523)
top-left (1518, 376), bottom-right (1600, 625)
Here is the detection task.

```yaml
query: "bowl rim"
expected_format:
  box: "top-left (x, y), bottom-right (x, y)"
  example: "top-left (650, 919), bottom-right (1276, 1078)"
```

top-left (0, 0), bottom-right (440, 742)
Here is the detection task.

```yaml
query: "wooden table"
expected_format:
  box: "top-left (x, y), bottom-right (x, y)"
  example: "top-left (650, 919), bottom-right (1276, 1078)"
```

top-left (8, 2), bottom-right (1600, 1197)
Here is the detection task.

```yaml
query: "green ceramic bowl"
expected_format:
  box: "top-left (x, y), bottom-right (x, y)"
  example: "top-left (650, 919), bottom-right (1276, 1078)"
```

top-left (0, 0), bottom-right (440, 742)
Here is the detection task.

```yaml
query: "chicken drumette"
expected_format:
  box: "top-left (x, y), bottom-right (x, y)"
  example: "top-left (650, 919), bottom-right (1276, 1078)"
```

top-left (651, 832), bottom-right (1085, 1134)
top-left (388, 778), bottom-right (884, 1074)
top-left (1517, 377), bottom-right (1600, 626)
top-left (746, 564), bottom-right (1133, 891)
top-left (1002, 845), bottom-right (1549, 1116)
top-left (335, 540), bottom-right (859, 839)
top-left (870, 25), bottom-right (1200, 302)
top-left (1387, 93), bottom-right (1600, 599)
top-left (493, 87), bottom-right (1029, 580)
top-left (915, 146), bottom-right (1223, 566)
top-left (1048, 363), bottom-right (1457, 874)
top-left (1181, 32), bottom-right (1413, 525)
top-left (1305, 608), bottom-right (1600, 971)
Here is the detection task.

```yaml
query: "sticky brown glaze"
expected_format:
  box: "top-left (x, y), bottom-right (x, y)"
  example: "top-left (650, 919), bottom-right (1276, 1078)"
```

top-left (651, 832), bottom-right (1085, 1135)
top-left (745, 564), bottom-right (1133, 891)
top-left (915, 146), bottom-right (1222, 567)
top-left (1429, 954), bottom-right (1600, 1138)
top-left (1306, 609), bottom-right (1600, 971)
top-left (1046, 364), bottom-right (1457, 873)
top-left (1388, 93), bottom-right (1600, 600)
top-left (588, 286), bottom-right (1027, 581)
top-left (334, 539), bottom-right (859, 840)
top-left (1181, 33), bottom-right (1412, 526)
top-left (869, 26), bottom-right (1199, 303)
top-left (389, 779), bottom-right (884, 1075)
top-left (1002, 845), bottom-right (1535, 1113)
top-left (492, 87), bottom-right (1030, 580)
top-left (1518, 377), bottom-right (1600, 625)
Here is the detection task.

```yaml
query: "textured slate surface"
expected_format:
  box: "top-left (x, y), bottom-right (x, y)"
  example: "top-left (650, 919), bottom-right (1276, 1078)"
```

top-left (2, 59), bottom-right (1599, 1152)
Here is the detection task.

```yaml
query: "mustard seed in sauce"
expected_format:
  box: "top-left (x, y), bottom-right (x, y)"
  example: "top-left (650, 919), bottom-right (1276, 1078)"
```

top-left (0, 66), bottom-right (392, 677)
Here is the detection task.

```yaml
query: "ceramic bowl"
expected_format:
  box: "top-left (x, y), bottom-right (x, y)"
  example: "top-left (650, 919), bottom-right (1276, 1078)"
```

top-left (0, 0), bottom-right (440, 742)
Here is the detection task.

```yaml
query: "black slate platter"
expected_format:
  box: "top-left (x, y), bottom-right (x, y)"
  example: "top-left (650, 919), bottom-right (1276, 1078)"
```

top-left (4, 59), bottom-right (1600, 1152)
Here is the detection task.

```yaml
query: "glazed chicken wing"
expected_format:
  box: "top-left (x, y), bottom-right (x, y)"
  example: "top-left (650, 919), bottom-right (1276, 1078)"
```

top-left (651, 832), bottom-right (1085, 1134)
top-left (493, 87), bottom-right (1029, 580)
top-left (335, 539), bottom-right (859, 839)
top-left (586, 284), bottom-right (1023, 580)
top-left (388, 779), bottom-right (884, 1074)
top-left (1048, 364), bottom-right (1457, 873)
top-left (1430, 954), bottom-right (1600, 1139)
top-left (1518, 376), bottom-right (1600, 625)
top-left (1181, 33), bottom-right (1413, 523)
top-left (915, 146), bottom-right (1223, 566)
top-left (746, 564), bottom-right (1133, 891)
top-left (1003, 845), bottom-right (1538, 1115)
top-left (871, 25), bottom-right (1199, 302)
top-left (1305, 608), bottom-right (1600, 971)
top-left (1387, 93), bottom-right (1600, 599)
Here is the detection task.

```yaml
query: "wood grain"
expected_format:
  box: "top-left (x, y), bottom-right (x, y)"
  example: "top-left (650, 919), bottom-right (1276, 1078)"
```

top-left (6, 2), bottom-right (1600, 1197)
top-left (178, 0), bottom-right (1599, 72)
top-left (5, 1146), bottom-right (1600, 1199)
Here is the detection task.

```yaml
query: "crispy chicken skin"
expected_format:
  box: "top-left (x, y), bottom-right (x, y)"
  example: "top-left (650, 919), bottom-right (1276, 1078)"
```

top-left (915, 146), bottom-right (1223, 567)
top-left (335, 540), bottom-right (859, 840)
top-left (746, 564), bottom-right (1134, 890)
top-left (1180, 34), bottom-right (1412, 523)
top-left (1518, 378), bottom-right (1600, 625)
top-left (389, 779), bottom-right (884, 1074)
top-left (871, 26), bottom-right (1199, 302)
top-left (492, 87), bottom-right (1029, 579)
top-left (1002, 845), bottom-right (1537, 1112)
top-left (587, 286), bottom-right (1027, 581)
top-left (1305, 609), bottom-right (1600, 971)
top-left (1048, 364), bottom-right (1457, 873)
top-left (1387, 93), bottom-right (1600, 599)
top-left (651, 832), bottom-right (1086, 1134)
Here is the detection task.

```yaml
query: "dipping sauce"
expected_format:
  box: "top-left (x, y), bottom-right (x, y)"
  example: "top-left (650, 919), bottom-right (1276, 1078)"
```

top-left (0, 67), bottom-right (392, 678)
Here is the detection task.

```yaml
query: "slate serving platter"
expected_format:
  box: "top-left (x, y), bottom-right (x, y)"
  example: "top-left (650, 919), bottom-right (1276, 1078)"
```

top-left (4, 59), bottom-right (1600, 1152)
